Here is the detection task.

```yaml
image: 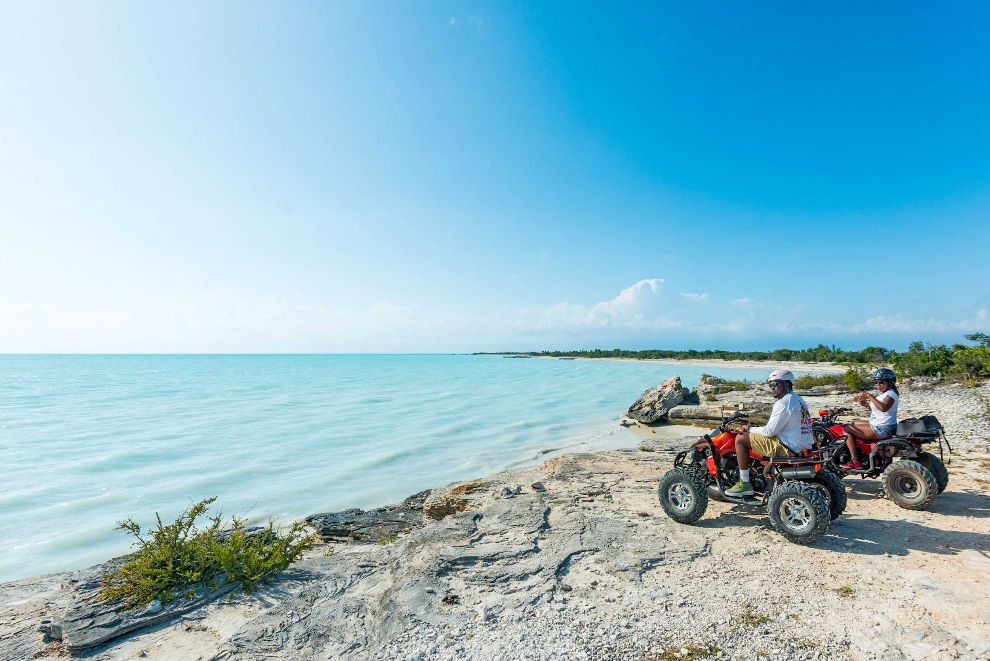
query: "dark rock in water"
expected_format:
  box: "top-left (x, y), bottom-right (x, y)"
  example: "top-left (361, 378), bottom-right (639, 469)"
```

top-left (626, 376), bottom-right (689, 424)
top-left (306, 490), bottom-right (431, 542)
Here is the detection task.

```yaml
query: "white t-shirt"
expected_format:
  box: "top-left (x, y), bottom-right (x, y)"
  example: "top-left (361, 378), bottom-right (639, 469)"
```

top-left (869, 390), bottom-right (899, 427)
top-left (751, 392), bottom-right (813, 453)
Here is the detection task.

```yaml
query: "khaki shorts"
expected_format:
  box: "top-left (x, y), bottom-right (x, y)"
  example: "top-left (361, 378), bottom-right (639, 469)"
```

top-left (749, 432), bottom-right (795, 457)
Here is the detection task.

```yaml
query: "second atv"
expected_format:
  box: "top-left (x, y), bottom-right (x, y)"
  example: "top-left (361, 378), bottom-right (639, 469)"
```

top-left (658, 412), bottom-right (846, 545)
top-left (815, 407), bottom-right (951, 511)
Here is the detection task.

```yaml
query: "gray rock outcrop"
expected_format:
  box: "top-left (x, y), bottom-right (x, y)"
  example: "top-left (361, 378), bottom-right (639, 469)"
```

top-left (306, 490), bottom-right (431, 542)
top-left (626, 377), bottom-right (689, 423)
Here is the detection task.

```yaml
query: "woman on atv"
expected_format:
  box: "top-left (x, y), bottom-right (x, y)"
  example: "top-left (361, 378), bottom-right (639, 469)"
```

top-left (726, 369), bottom-right (814, 496)
top-left (840, 367), bottom-right (900, 470)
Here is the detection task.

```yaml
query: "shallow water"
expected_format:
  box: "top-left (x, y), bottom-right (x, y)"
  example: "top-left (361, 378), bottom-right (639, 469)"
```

top-left (0, 354), bottom-right (781, 582)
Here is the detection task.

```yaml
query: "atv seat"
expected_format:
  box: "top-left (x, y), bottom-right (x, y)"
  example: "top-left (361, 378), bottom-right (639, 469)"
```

top-left (895, 416), bottom-right (943, 438)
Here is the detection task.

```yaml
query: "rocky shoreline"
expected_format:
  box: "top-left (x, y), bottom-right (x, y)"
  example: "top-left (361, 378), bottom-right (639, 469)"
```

top-left (2, 378), bottom-right (989, 660)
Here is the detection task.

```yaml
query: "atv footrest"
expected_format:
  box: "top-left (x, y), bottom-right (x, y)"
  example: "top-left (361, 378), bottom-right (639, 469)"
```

top-left (761, 455), bottom-right (819, 464)
top-left (723, 494), bottom-right (762, 505)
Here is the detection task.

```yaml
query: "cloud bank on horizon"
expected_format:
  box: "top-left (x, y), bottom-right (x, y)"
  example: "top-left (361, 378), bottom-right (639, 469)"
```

top-left (1, 4), bottom-right (988, 353)
top-left (1, 279), bottom-right (988, 353)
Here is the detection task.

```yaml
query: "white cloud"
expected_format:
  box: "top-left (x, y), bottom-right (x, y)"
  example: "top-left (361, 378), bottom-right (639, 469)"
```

top-left (4, 281), bottom-right (989, 352)
top-left (848, 310), bottom-right (990, 335)
top-left (731, 297), bottom-right (773, 311)
top-left (447, 16), bottom-right (484, 29)
top-left (525, 278), bottom-right (669, 330)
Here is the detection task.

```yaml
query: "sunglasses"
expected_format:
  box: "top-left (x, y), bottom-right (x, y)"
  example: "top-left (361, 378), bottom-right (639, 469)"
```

top-left (768, 381), bottom-right (785, 388)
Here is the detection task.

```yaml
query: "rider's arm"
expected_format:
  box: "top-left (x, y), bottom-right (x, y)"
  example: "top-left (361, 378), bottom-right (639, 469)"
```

top-left (750, 399), bottom-right (788, 437)
top-left (865, 392), bottom-right (893, 412)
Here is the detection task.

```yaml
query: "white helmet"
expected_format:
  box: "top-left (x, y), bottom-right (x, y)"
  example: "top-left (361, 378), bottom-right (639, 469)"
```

top-left (767, 369), bottom-right (795, 383)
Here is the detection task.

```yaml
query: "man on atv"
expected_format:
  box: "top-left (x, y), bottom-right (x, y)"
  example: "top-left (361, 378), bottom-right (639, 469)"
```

top-left (725, 369), bottom-right (814, 496)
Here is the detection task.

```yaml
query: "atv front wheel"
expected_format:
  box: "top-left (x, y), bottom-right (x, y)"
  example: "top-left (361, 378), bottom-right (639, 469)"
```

top-left (767, 481), bottom-right (830, 544)
top-left (916, 452), bottom-right (949, 494)
top-left (882, 459), bottom-right (938, 510)
top-left (814, 470), bottom-right (847, 520)
top-left (658, 467), bottom-right (709, 524)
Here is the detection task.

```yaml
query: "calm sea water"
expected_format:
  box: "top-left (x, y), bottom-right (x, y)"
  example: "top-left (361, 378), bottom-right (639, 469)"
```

top-left (0, 354), bottom-right (779, 583)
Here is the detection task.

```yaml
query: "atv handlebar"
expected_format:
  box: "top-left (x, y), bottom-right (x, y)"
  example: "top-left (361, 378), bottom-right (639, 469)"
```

top-left (816, 406), bottom-right (853, 421)
top-left (718, 411), bottom-right (748, 432)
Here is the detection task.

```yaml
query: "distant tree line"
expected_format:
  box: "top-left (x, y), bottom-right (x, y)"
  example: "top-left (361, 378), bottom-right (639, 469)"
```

top-left (514, 333), bottom-right (990, 381)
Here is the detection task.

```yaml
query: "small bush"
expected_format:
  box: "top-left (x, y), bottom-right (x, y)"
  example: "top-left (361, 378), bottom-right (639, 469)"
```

top-left (642, 642), bottom-right (720, 661)
top-left (834, 585), bottom-right (855, 598)
top-left (843, 367), bottom-right (871, 391)
top-left (98, 497), bottom-right (313, 608)
top-left (793, 373), bottom-right (842, 389)
top-left (737, 607), bottom-right (770, 626)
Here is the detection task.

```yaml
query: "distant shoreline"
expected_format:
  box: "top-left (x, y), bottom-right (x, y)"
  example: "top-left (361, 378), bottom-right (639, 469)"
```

top-left (503, 354), bottom-right (848, 374)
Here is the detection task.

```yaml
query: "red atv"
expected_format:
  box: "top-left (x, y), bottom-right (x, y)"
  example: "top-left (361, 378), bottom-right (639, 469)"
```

top-left (814, 407), bottom-right (951, 511)
top-left (658, 412), bottom-right (846, 544)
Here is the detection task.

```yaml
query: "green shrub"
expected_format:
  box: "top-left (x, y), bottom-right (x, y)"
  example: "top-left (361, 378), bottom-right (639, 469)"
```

top-left (792, 373), bottom-right (842, 389)
top-left (698, 374), bottom-right (752, 393)
top-left (98, 497), bottom-right (313, 608)
top-left (892, 342), bottom-right (954, 377)
top-left (843, 367), bottom-right (871, 391)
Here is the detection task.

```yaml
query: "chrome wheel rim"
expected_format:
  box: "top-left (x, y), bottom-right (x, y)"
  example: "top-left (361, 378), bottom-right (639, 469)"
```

top-left (780, 497), bottom-right (814, 533)
top-left (667, 483), bottom-right (694, 511)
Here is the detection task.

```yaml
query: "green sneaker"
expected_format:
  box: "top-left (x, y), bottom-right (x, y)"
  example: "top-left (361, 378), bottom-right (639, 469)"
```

top-left (725, 480), bottom-right (755, 496)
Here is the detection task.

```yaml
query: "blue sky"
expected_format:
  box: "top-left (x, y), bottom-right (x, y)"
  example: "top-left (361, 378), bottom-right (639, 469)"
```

top-left (1, 2), bottom-right (988, 352)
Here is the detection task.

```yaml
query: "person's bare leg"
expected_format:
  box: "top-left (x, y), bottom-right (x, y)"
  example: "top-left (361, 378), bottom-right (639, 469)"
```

top-left (735, 431), bottom-right (752, 470)
top-left (842, 421), bottom-right (879, 466)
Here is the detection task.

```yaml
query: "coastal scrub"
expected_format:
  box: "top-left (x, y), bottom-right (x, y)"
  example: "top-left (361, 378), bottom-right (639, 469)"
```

top-left (98, 497), bottom-right (313, 608)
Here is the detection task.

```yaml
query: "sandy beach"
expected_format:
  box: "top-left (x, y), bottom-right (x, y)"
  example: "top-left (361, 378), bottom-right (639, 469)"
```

top-left (533, 355), bottom-right (849, 374)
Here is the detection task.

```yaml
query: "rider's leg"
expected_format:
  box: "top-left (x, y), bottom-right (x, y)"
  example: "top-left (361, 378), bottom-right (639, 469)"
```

top-left (735, 432), bottom-right (752, 471)
top-left (841, 421), bottom-right (879, 468)
top-left (726, 431), bottom-right (756, 495)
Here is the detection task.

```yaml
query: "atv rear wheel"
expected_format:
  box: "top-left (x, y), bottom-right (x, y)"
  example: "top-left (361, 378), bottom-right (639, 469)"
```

top-left (916, 452), bottom-right (949, 494)
top-left (814, 470), bottom-right (847, 520)
top-left (658, 467), bottom-right (709, 524)
top-left (767, 481), bottom-right (830, 544)
top-left (881, 459), bottom-right (937, 510)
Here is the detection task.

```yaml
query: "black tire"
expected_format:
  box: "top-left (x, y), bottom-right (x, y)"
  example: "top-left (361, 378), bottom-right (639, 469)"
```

top-left (814, 470), bottom-right (847, 520)
top-left (916, 452), bottom-right (949, 494)
top-left (767, 481), bottom-right (830, 545)
top-left (881, 459), bottom-right (938, 510)
top-left (658, 467), bottom-right (709, 524)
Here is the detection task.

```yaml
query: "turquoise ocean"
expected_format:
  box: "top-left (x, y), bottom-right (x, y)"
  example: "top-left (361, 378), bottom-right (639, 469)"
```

top-left (0, 354), bottom-right (783, 583)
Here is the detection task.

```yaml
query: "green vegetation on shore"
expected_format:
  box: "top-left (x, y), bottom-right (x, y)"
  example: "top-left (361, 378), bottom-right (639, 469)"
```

top-left (98, 498), bottom-right (313, 608)
top-left (504, 334), bottom-right (990, 381)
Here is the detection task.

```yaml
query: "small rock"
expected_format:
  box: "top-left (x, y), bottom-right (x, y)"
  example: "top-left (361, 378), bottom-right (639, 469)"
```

top-left (531, 481), bottom-right (546, 492)
top-left (144, 599), bottom-right (162, 615)
top-left (560, 583), bottom-right (573, 592)
top-left (37, 620), bottom-right (62, 642)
